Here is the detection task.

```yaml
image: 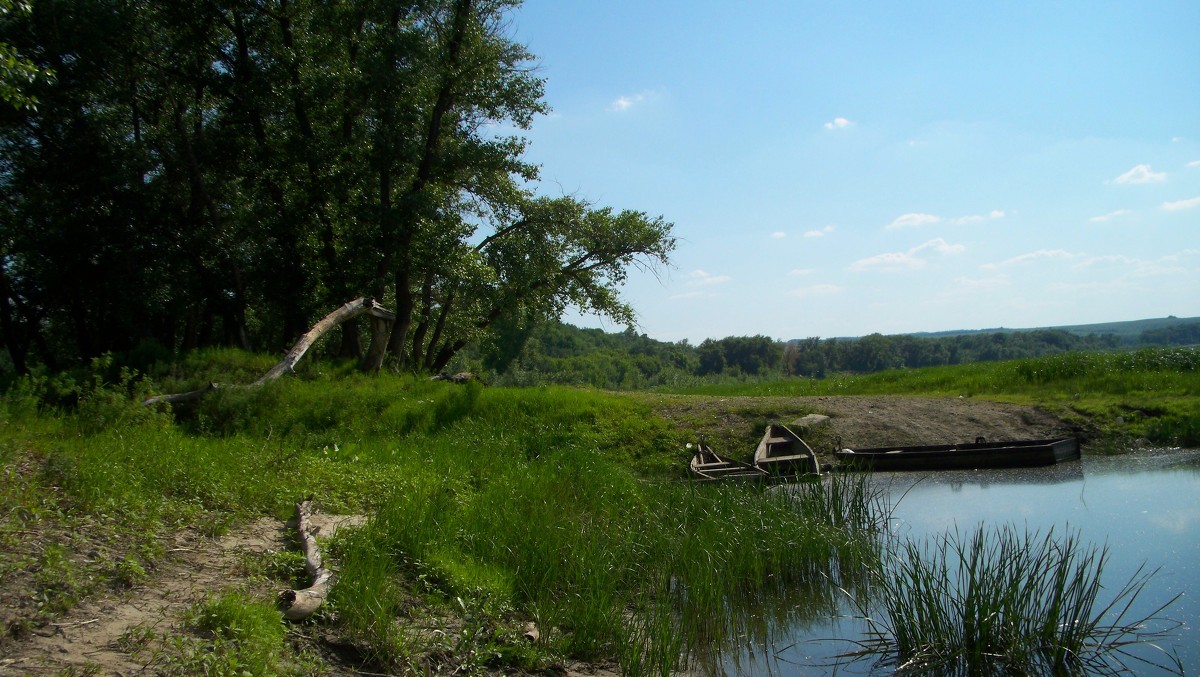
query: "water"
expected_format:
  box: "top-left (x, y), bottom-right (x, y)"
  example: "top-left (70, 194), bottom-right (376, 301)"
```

top-left (726, 449), bottom-right (1200, 675)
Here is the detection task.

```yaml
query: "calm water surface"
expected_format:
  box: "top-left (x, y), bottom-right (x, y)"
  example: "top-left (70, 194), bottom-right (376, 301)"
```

top-left (723, 449), bottom-right (1200, 675)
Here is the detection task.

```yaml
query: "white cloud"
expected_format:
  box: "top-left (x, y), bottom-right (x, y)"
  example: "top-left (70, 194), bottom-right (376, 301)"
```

top-left (823, 117), bottom-right (855, 130)
top-left (669, 291), bottom-right (712, 300)
top-left (685, 269), bottom-right (731, 286)
top-left (1188, 160), bottom-right (1200, 169)
top-left (912, 238), bottom-right (966, 255)
top-left (1072, 254), bottom-right (1137, 270)
top-left (982, 249), bottom-right (1077, 270)
top-left (951, 274), bottom-right (1011, 290)
top-left (787, 268), bottom-right (814, 277)
top-left (886, 212), bottom-right (942, 230)
top-left (1162, 196), bottom-right (1200, 211)
top-left (771, 231), bottom-right (786, 239)
top-left (787, 284), bottom-right (841, 298)
top-left (803, 225), bottom-right (836, 238)
top-left (1111, 164), bottom-right (1166, 184)
top-left (850, 238), bottom-right (964, 272)
top-left (850, 252), bottom-right (926, 271)
top-left (609, 90), bottom-right (657, 112)
top-left (954, 210), bottom-right (1006, 225)
top-left (1162, 249), bottom-right (1200, 262)
top-left (1089, 209), bottom-right (1133, 223)
top-left (1069, 255), bottom-right (1180, 278)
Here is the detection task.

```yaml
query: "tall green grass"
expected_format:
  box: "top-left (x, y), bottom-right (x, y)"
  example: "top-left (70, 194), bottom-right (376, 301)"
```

top-left (5, 350), bottom-right (1186, 673)
top-left (1, 360), bottom-right (887, 673)
top-left (845, 525), bottom-right (1182, 675)
top-left (332, 467), bottom-right (885, 675)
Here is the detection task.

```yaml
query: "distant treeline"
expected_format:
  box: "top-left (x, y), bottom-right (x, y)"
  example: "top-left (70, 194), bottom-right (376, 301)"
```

top-left (486, 319), bottom-right (1200, 388)
top-left (783, 330), bottom-right (1121, 377)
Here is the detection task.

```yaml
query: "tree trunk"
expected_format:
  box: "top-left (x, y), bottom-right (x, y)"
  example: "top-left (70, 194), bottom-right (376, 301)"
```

top-left (384, 0), bottom-right (473, 367)
top-left (144, 298), bottom-right (395, 405)
top-left (255, 298), bottom-right (391, 385)
top-left (362, 314), bottom-right (393, 373)
top-left (338, 319), bottom-right (364, 359)
top-left (0, 267), bottom-right (30, 374)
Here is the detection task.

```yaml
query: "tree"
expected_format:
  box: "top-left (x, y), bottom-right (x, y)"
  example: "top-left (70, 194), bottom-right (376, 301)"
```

top-left (0, 0), bottom-right (675, 375)
top-left (0, 0), bottom-right (52, 110)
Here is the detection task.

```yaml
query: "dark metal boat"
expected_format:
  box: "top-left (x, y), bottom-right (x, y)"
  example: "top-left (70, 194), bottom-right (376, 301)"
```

top-left (835, 437), bottom-right (1080, 471)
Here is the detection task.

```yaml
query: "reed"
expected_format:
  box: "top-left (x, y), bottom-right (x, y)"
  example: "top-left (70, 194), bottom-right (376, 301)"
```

top-left (845, 524), bottom-right (1182, 675)
top-left (336, 463), bottom-right (886, 674)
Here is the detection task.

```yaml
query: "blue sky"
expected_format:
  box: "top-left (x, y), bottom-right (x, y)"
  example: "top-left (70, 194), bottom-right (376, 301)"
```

top-left (507, 1), bottom-right (1200, 343)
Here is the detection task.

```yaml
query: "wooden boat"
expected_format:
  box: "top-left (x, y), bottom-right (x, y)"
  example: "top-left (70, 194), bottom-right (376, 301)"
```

top-left (835, 437), bottom-right (1080, 471)
top-left (688, 441), bottom-right (768, 481)
top-left (753, 424), bottom-right (821, 476)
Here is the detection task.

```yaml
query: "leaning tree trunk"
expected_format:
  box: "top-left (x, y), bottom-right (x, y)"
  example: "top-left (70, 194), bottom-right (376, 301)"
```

top-left (254, 297), bottom-right (392, 384)
top-left (143, 297), bottom-right (396, 406)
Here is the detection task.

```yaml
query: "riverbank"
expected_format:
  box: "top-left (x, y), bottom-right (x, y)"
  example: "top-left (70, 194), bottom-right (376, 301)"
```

top-left (5, 413), bottom-right (1185, 676)
top-left (1, 348), bottom-right (1194, 674)
top-left (639, 393), bottom-right (1073, 458)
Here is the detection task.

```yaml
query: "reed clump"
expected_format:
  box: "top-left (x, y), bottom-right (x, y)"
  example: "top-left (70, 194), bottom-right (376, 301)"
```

top-left (846, 524), bottom-right (1182, 675)
top-left (333, 463), bottom-right (886, 675)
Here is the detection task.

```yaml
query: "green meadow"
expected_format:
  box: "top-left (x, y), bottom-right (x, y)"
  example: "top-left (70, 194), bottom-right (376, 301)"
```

top-left (1, 346), bottom-right (1195, 674)
top-left (1, 355), bottom-right (882, 675)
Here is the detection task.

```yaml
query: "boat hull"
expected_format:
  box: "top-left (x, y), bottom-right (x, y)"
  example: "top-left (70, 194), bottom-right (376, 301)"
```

top-left (689, 445), bottom-right (768, 482)
top-left (753, 424), bottom-right (821, 476)
top-left (835, 437), bottom-right (1080, 471)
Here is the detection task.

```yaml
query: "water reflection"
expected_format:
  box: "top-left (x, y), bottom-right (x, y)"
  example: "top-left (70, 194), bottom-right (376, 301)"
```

top-left (721, 449), bottom-right (1200, 676)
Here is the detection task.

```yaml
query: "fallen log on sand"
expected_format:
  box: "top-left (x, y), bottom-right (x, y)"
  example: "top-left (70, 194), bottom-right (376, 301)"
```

top-left (279, 500), bottom-right (335, 621)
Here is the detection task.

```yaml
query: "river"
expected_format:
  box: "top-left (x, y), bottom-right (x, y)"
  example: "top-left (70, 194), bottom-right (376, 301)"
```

top-left (722, 449), bottom-right (1200, 675)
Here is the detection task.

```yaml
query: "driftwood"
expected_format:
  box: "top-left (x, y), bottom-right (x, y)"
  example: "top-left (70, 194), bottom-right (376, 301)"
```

top-left (279, 500), bottom-right (335, 621)
top-left (430, 371), bottom-right (475, 384)
top-left (143, 297), bottom-right (396, 406)
top-left (523, 622), bottom-right (540, 643)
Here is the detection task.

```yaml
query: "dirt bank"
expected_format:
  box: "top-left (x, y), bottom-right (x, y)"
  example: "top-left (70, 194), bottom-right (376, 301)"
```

top-left (802, 395), bottom-right (1071, 447)
top-left (641, 393), bottom-right (1074, 461)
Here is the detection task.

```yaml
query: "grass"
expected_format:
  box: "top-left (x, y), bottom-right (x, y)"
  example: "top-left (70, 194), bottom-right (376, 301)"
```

top-left (663, 347), bottom-right (1200, 447)
top-left (844, 525), bottom-right (1183, 675)
top-left (0, 355), bottom-right (886, 674)
top-left (1, 347), bottom-right (1192, 673)
top-left (326, 434), bottom-right (885, 674)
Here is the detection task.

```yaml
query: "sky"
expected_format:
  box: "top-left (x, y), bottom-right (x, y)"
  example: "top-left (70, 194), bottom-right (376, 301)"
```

top-left (505, 0), bottom-right (1200, 343)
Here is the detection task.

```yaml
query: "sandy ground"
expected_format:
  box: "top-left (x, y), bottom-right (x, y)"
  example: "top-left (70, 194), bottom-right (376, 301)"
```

top-left (1, 395), bottom-right (1068, 675)
top-left (0, 515), bottom-right (362, 676)
top-left (802, 395), bottom-right (1070, 447)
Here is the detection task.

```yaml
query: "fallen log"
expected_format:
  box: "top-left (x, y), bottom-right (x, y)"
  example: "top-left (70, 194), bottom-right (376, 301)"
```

top-left (143, 297), bottom-right (396, 406)
top-left (140, 382), bottom-right (221, 407)
top-left (279, 500), bottom-right (335, 621)
top-left (430, 371), bottom-right (475, 384)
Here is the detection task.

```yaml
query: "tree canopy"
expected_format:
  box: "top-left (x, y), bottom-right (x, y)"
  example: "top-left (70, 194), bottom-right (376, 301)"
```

top-left (0, 0), bottom-right (675, 375)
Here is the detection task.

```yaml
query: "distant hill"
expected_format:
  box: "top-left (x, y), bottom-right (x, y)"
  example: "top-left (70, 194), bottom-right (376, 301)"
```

top-left (901, 316), bottom-right (1200, 341)
top-left (490, 315), bottom-right (1200, 388)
